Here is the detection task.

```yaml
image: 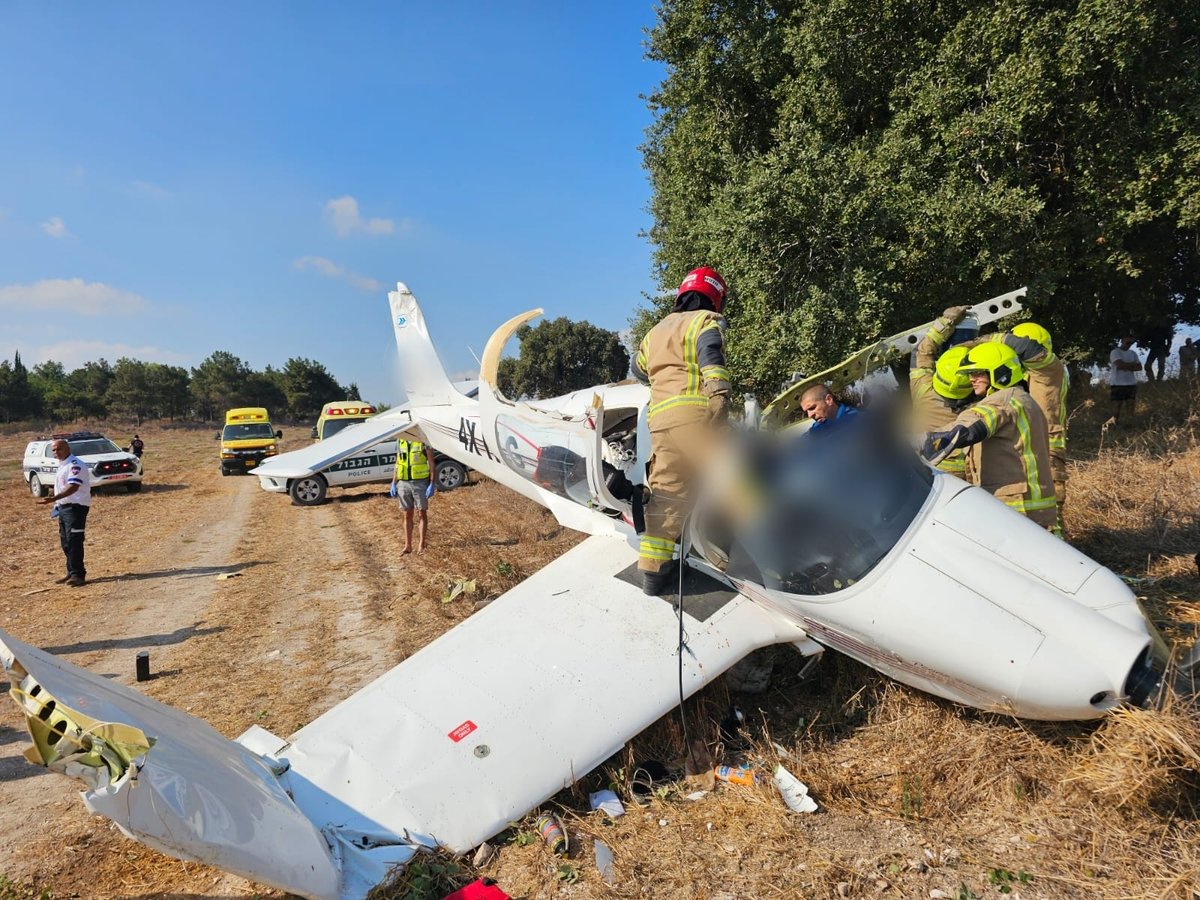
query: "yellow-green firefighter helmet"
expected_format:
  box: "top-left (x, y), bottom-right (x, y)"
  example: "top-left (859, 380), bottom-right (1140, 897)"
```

top-left (1012, 321), bottom-right (1053, 355)
top-left (958, 342), bottom-right (1026, 393)
top-left (933, 346), bottom-right (972, 400)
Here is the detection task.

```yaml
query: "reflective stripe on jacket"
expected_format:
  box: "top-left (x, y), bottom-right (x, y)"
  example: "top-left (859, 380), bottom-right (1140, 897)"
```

top-left (634, 309), bottom-right (729, 432)
top-left (990, 333), bottom-right (1068, 453)
top-left (911, 316), bottom-right (966, 475)
top-left (395, 440), bottom-right (431, 481)
top-left (955, 387), bottom-right (1056, 522)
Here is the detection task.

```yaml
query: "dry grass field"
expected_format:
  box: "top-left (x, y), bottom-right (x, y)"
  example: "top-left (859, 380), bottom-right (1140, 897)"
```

top-left (3, 379), bottom-right (1200, 899)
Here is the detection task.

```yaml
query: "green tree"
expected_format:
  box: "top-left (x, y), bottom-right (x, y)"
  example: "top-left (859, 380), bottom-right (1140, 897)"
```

top-left (0, 351), bottom-right (39, 422)
top-left (238, 366), bottom-right (284, 415)
top-left (29, 361), bottom-right (76, 423)
top-left (191, 351), bottom-right (250, 421)
top-left (145, 364), bottom-right (192, 419)
top-left (277, 357), bottom-right (345, 421)
top-left (106, 358), bottom-right (153, 424)
top-left (643, 0), bottom-right (1200, 393)
top-left (61, 360), bottom-right (113, 419)
top-left (496, 317), bottom-right (630, 399)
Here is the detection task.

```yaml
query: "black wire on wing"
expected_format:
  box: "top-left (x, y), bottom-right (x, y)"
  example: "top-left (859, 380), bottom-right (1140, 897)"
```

top-left (676, 529), bottom-right (697, 774)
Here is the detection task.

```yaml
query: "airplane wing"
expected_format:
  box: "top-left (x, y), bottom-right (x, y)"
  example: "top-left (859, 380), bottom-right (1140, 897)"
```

top-left (1, 535), bottom-right (811, 899)
top-left (253, 410), bottom-right (417, 480)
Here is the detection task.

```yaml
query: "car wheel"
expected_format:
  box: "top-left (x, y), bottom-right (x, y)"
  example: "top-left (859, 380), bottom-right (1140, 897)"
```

top-left (221, 466), bottom-right (230, 476)
top-left (126, 481), bottom-right (143, 493)
top-left (435, 460), bottom-right (466, 492)
top-left (289, 474), bottom-right (328, 506)
top-left (29, 474), bottom-right (47, 498)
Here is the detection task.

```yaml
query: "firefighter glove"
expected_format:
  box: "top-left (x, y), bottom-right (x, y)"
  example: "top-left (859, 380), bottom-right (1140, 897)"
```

top-left (942, 306), bottom-right (969, 324)
top-left (921, 425), bottom-right (970, 463)
top-left (709, 392), bottom-right (730, 424)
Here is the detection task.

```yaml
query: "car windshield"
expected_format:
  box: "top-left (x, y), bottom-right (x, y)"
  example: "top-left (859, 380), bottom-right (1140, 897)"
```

top-left (223, 423), bottom-right (275, 440)
top-left (321, 418), bottom-right (370, 440)
top-left (68, 439), bottom-right (122, 456)
top-left (725, 416), bottom-right (933, 595)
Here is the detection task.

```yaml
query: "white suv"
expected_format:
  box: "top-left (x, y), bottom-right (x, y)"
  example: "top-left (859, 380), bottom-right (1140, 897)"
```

top-left (23, 431), bottom-right (145, 496)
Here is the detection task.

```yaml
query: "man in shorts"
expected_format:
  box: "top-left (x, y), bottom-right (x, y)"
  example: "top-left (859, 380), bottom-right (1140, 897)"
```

top-left (390, 437), bottom-right (437, 553)
top-left (1108, 335), bottom-right (1141, 425)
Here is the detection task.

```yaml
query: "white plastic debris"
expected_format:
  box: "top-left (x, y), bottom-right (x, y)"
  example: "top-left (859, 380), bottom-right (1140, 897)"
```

top-left (594, 839), bottom-right (615, 884)
top-left (772, 764), bottom-right (818, 813)
top-left (588, 789), bottom-right (625, 818)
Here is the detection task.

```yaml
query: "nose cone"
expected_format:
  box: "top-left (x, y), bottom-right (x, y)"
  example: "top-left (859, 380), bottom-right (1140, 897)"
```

top-left (1015, 636), bottom-right (1142, 719)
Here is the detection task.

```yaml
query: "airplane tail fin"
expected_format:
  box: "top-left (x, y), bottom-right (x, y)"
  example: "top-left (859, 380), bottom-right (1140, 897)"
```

top-left (388, 282), bottom-right (458, 407)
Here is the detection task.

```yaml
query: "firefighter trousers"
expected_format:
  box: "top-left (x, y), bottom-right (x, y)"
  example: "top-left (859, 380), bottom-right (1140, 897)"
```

top-left (638, 420), bottom-right (716, 573)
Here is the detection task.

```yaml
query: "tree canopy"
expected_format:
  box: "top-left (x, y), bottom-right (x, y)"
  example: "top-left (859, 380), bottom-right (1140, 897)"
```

top-left (497, 317), bottom-right (631, 399)
top-left (0, 348), bottom-right (362, 426)
top-left (641, 0), bottom-right (1200, 394)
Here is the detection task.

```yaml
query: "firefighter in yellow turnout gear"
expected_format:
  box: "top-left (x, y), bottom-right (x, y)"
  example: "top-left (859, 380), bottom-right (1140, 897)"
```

top-left (910, 306), bottom-right (974, 477)
top-left (921, 343), bottom-right (1058, 533)
top-left (632, 266), bottom-right (731, 595)
top-left (962, 323), bottom-right (1068, 511)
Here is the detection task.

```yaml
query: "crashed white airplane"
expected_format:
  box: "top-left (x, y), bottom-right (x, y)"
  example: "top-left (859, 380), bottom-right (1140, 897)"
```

top-left (0, 283), bottom-right (1170, 899)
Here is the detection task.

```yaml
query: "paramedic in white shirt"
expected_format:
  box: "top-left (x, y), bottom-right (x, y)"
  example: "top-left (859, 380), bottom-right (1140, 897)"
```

top-left (37, 439), bottom-right (92, 586)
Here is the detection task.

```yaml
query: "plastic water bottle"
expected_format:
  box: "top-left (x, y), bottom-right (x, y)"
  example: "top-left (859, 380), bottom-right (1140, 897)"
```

top-left (714, 764), bottom-right (758, 786)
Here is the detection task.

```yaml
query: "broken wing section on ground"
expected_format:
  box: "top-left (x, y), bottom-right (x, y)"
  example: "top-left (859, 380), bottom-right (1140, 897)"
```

top-left (0, 535), bottom-right (810, 899)
top-left (252, 409), bottom-right (416, 480)
top-left (0, 627), bottom-right (341, 900)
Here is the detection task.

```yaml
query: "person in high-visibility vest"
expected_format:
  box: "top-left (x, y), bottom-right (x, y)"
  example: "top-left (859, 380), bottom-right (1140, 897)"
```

top-left (632, 266), bottom-right (731, 595)
top-left (910, 306), bottom-right (974, 477)
top-left (961, 322), bottom-right (1068, 513)
top-left (921, 343), bottom-right (1058, 533)
top-left (390, 437), bottom-right (437, 553)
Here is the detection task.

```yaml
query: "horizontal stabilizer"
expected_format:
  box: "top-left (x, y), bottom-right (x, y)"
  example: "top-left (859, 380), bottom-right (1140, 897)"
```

top-left (253, 411), bottom-right (416, 480)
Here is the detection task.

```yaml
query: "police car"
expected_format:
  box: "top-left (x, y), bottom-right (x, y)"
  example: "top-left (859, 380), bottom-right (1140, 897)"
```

top-left (23, 431), bottom-right (145, 497)
top-left (256, 438), bottom-right (467, 505)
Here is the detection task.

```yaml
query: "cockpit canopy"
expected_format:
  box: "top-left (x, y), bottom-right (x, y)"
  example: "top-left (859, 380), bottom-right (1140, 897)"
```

top-left (722, 416), bottom-right (933, 595)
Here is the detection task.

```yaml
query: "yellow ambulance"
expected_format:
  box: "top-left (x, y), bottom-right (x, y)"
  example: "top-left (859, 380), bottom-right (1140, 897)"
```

top-left (219, 407), bottom-right (283, 475)
top-left (312, 401), bottom-right (378, 441)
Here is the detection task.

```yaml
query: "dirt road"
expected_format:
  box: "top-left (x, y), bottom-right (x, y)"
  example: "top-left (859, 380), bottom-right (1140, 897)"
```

top-left (0, 424), bottom-right (579, 897)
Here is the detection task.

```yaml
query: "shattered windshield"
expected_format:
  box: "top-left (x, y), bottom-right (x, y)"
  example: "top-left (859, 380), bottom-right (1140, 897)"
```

top-left (726, 416), bottom-right (932, 596)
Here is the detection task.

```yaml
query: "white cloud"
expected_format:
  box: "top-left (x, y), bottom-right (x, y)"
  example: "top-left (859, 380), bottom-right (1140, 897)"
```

top-left (131, 180), bottom-right (172, 200)
top-left (0, 279), bottom-right (147, 315)
top-left (324, 195), bottom-right (396, 237)
top-left (31, 340), bottom-right (188, 370)
top-left (292, 256), bottom-right (383, 293)
top-left (41, 216), bottom-right (71, 238)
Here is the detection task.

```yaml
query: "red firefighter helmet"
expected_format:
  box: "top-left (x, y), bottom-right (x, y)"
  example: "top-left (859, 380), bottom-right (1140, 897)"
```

top-left (678, 266), bottom-right (728, 312)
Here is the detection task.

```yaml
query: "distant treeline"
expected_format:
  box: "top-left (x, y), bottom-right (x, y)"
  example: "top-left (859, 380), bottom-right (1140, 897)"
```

top-left (0, 350), bottom-right (366, 424)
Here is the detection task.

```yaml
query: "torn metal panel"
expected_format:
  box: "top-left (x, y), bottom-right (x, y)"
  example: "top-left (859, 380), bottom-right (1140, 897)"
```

top-left (0, 629), bottom-right (341, 900)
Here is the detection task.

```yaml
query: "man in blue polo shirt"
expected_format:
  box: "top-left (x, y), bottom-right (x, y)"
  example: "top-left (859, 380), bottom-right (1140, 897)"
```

top-left (800, 383), bottom-right (859, 433)
top-left (37, 438), bottom-right (92, 586)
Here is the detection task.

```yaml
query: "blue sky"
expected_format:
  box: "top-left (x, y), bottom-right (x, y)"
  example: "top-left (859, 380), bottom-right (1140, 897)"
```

top-left (0, 3), bottom-right (665, 406)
